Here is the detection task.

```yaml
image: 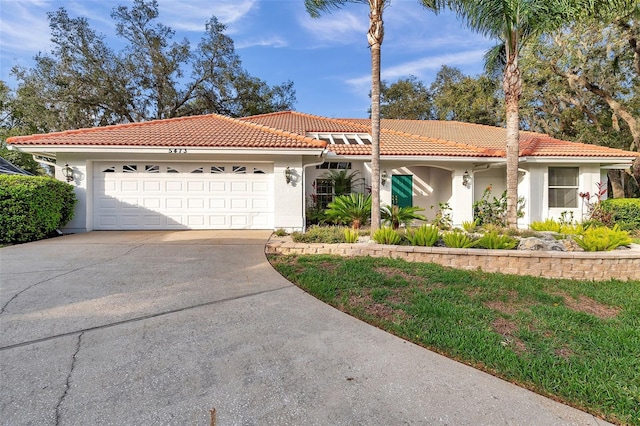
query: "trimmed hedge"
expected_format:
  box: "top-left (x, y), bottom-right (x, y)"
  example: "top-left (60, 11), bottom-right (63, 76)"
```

top-left (0, 175), bottom-right (77, 243)
top-left (600, 198), bottom-right (640, 231)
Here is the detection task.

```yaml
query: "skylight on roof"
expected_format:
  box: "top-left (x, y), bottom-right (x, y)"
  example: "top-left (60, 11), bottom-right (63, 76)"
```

top-left (307, 133), bottom-right (371, 145)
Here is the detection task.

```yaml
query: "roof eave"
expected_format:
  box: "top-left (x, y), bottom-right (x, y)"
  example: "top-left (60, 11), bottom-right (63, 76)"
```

top-left (7, 145), bottom-right (327, 156)
top-left (328, 154), bottom-right (507, 162)
top-left (522, 156), bottom-right (637, 165)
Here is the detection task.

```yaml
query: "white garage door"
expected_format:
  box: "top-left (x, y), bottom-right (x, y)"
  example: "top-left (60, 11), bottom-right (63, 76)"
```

top-left (93, 162), bottom-right (274, 230)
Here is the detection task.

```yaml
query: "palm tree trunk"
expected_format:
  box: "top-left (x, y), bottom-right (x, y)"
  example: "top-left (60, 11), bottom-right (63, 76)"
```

top-left (368, 0), bottom-right (384, 232)
top-left (503, 52), bottom-right (521, 228)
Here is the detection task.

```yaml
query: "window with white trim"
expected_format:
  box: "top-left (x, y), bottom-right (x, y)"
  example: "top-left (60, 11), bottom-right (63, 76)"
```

top-left (549, 167), bottom-right (579, 208)
top-left (316, 162), bottom-right (352, 170)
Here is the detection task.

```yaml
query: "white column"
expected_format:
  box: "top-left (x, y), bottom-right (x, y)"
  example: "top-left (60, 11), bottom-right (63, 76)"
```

top-left (450, 168), bottom-right (474, 227)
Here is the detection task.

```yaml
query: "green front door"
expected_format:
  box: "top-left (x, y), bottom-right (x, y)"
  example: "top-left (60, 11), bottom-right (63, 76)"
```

top-left (391, 175), bottom-right (413, 207)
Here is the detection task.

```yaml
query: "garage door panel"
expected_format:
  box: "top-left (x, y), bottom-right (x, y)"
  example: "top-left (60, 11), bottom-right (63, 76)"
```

top-left (188, 199), bottom-right (205, 209)
top-left (186, 215), bottom-right (206, 226)
top-left (252, 215), bottom-right (270, 227)
top-left (252, 181), bottom-right (269, 192)
top-left (121, 198), bottom-right (140, 208)
top-left (230, 216), bottom-right (248, 227)
top-left (103, 181), bottom-right (116, 191)
top-left (94, 162), bottom-right (273, 230)
top-left (142, 198), bottom-right (161, 209)
top-left (209, 182), bottom-right (225, 192)
top-left (121, 215), bottom-right (141, 226)
top-left (97, 216), bottom-right (117, 227)
top-left (187, 181), bottom-right (205, 192)
top-left (121, 181), bottom-right (139, 191)
top-left (252, 199), bottom-right (269, 209)
top-left (210, 199), bottom-right (225, 209)
top-left (143, 181), bottom-right (161, 191)
top-left (230, 199), bottom-right (248, 209)
top-left (166, 198), bottom-right (183, 209)
top-left (166, 181), bottom-right (183, 191)
top-left (142, 215), bottom-right (162, 226)
top-left (98, 198), bottom-right (117, 209)
top-left (209, 215), bottom-right (227, 226)
top-left (230, 181), bottom-right (247, 192)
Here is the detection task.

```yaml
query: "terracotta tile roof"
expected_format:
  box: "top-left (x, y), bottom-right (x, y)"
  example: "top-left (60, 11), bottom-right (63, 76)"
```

top-left (239, 110), bottom-right (369, 134)
top-left (243, 112), bottom-right (501, 157)
top-left (7, 110), bottom-right (638, 159)
top-left (243, 112), bottom-right (638, 159)
top-left (519, 135), bottom-right (640, 157)
top-left (6, 113), bottom-right (327, 150)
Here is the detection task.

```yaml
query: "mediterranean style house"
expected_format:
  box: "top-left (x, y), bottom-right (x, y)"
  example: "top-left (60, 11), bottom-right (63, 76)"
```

top-left (7, 111), bottom-right (639, 233)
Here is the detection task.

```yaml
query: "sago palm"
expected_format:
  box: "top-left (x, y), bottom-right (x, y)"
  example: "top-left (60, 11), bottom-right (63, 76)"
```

top-left (324, 169), bottom-right (364, 196)
top-left (325, 193), bottom-right (372, 228)
top-left (381, 204), bottom-right (426, 229)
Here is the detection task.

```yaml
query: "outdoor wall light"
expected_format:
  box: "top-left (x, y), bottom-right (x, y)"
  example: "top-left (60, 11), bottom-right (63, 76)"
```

top-left (284, 166), bottom-right (292, 184)
top-left (62, 163), bottom-right (74, 182)
top-left (381, 170), bottom-right (388, 186)
top-left (462, 170), bottom-right (471, 187)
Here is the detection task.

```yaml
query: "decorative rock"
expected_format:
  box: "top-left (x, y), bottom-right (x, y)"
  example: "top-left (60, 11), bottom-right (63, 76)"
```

top-left (517, 237), bottom-right (567, 252)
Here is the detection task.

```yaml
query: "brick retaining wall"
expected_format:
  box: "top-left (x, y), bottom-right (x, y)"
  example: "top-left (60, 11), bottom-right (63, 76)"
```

top-left (265, 241), bottom-right (640, 281)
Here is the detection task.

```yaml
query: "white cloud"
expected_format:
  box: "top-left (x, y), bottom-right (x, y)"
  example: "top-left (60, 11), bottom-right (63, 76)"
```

top-left (158, 0), bottom-right (257, 32)
top-left (0, 1), bottom-right (53, 53)
top-left (235, 36), bottom-right (288, 49)
top-left (298, 10), bottom-right (368, 45)
top-left (345, 48), bottom-right (488, 91)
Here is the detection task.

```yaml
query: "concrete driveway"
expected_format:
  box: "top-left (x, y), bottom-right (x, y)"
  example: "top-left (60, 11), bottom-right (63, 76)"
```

top-left (1, 231), bottom-right (610, 425)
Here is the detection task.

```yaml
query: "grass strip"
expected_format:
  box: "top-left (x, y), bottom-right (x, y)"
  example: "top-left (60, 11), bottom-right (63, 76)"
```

top-left (269, 254), bottom-right (640, 425)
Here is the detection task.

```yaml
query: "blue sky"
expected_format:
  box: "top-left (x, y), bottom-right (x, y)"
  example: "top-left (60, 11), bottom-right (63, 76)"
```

top-left (0, 0), bottom-right (494, 118)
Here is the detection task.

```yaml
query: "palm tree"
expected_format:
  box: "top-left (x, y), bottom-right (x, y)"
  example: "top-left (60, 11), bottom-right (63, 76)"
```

top-left (305, 0), bottom-right (386, 232)
top-left (323, 169), bottom-right (364, 196)
top-left (421, 0), bottom-right (587, 228)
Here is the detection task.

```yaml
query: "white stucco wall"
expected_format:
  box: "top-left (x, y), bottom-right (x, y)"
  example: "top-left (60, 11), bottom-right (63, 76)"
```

top-left (55, 155), bottom-right (89, 233)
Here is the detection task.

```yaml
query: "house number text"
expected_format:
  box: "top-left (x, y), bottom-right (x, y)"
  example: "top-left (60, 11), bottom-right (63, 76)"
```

top-left (168, 148), bottom-right (188, 154)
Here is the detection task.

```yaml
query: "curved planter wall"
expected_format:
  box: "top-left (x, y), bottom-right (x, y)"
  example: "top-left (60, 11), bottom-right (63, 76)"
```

top-left (266, 241), bottom-right (640, 281)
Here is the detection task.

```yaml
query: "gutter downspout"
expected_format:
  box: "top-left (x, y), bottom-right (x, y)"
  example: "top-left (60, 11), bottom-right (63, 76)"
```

top-left (32, 155), bottom-right (57, 169)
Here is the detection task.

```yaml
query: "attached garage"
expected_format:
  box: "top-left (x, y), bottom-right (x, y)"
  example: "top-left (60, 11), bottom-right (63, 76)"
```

top-left (4, 112), bottom-right (330, 233)
top-left (93, 162), bottom-right (274, 230)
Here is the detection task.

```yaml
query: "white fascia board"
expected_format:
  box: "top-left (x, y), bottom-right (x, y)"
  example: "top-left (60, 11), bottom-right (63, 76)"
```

top-left (8, 145), bottom-right (326, 156)
top-left (330, 155), bottom-right (506, 163)
top-left (522, 156), bottom-right (636, 165)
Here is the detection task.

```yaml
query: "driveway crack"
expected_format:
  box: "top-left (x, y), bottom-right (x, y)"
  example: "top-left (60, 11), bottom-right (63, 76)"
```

top-left (54, 332), bottom-right (83, 426)
top-left (0, 244), bottom-right (144, 315)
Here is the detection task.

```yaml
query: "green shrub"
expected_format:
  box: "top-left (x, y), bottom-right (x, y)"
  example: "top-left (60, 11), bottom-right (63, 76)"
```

top-left (0, 175), bottom-right (76, 243)
top-left (381, 204), bottom-right (426, 229)
top-left (430, 202), bottom-right (453, 230)
top-left (344, 228), bottom-right (359, 243)
top-left (325, 193), bottom-right (371, 228)
top-left (292, 226), bottom-right (346, 243)
top-left (274, 228), bottom-right (288, 237)
top-left (530, 218), bottom-right (583, 235)
top-left (405, 224), bottom-right (440, 246)
top-left (372, 226), bottom-right (402, 245)
top-left (600, 198), bottom-right (640, 231)
top-left (476, 231), bottom-right (518, 250)
top-left (473, 186), bottom-right (525, 227)
top-left (530, 218), bottom-right (561, 233)
top-left (443, 230), bottom-right (477, 248)
top-left (462, 219), bottom-right (478, 233)
top-left (573, 225), bottom-right (632, 251)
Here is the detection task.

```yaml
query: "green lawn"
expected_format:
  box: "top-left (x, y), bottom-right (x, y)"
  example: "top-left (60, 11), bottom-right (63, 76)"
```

top-left (269, 254), bottom-right (640, 425)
